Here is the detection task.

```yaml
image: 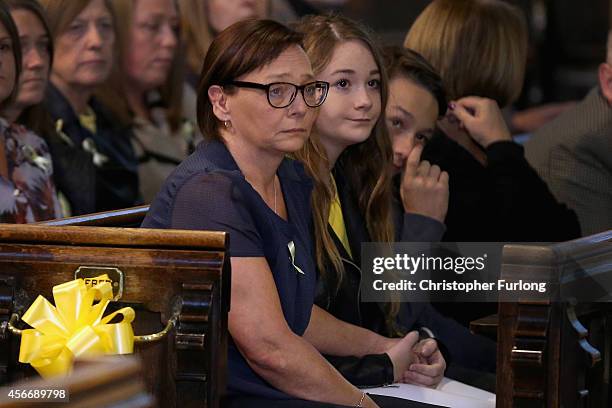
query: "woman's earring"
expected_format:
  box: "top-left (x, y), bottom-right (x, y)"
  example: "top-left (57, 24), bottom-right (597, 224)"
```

top-left (224, 120), bottom-right (231, 129)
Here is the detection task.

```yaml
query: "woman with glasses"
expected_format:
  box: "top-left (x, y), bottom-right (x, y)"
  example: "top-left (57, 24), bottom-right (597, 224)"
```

top-left (97, 0), bottom-right (198, 203)
top-left (143, 19), bottom-right (431, 408)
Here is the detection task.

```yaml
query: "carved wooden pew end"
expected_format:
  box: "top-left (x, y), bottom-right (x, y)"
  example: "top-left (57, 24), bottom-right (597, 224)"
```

top-left (496, 231), bottom-right (612, 407)
top-left (0, 223), bottom-right (230, 408)
top-left (0, 356), bottom-right (155, 407)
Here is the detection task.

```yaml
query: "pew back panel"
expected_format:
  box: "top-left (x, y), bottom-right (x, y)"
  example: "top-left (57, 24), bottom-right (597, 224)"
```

top-left (0, 356), bottom-right (155, 408)
top-left (40, 205), bottom-right (150, 228)
top-left (496, 230), bottom-right (612, 408)
top-left (0, 224), bottom-right (230, 408)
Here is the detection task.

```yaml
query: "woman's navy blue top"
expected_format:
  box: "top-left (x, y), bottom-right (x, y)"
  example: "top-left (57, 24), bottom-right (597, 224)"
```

top-left (141, 139), bottom-right (316, 399)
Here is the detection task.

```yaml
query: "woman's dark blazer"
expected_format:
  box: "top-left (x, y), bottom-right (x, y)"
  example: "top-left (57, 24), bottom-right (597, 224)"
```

top-left (44, 84), bottom-right (141, 215)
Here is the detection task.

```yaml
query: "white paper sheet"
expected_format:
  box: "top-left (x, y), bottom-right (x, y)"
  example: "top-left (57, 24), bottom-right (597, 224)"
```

top-left (362, 378), bottom-right (495, 408)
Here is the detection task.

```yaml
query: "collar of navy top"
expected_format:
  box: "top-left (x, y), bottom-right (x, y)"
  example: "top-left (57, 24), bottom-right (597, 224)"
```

top-left (199, 139), bottom-right (311, 184)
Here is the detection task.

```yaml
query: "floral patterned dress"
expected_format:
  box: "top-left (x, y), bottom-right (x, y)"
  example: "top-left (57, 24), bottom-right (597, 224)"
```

top-left (0, 118), bottom-right (62, 223)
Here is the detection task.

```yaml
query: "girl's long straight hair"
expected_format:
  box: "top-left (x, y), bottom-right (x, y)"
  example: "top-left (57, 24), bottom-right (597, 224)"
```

top-left (293, 14), bottom-right (400, 335)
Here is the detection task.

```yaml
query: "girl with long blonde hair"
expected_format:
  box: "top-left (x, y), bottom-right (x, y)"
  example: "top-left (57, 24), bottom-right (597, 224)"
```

top-left (294, 14), bottom-right (448, 388)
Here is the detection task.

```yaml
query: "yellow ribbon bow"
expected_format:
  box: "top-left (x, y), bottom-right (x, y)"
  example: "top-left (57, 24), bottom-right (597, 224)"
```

top-left (18, 275), bottom-right (135, 378)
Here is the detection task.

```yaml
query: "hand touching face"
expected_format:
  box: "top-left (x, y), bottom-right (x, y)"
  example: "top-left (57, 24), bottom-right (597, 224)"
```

top-left (387, 75), bottom-right (448, 223)
top-left (447, 96), bottom-right (512, 148)
top-left (386, 75), bottom-right (438, 174)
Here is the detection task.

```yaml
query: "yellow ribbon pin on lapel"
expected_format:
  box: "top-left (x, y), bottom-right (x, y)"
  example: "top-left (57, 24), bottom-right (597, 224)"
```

top-left (288, 241), bottom-right (305, 275)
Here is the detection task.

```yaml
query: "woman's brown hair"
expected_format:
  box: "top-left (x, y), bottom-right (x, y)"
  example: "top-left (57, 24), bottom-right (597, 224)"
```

top-left (197, 19), bottom-right (304, 140)
top-left (96, 0), bottom-right (185, 132)
top-left (404, 0), bottom-right (528, 107)
top-left (383, 46), bottom-right (447, 118)
top-left (293, 14), bottom-right (398, 332)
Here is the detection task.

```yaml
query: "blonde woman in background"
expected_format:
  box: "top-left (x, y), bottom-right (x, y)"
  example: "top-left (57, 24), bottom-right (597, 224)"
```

top-left (404, 0), bottom-right (581, 327)
top-left (404, 0), bottom-right (579, 244)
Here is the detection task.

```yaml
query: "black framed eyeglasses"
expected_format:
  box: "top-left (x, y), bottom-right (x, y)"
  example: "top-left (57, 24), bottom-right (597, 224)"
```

top-left (223, 80), bottom-right (329, 108)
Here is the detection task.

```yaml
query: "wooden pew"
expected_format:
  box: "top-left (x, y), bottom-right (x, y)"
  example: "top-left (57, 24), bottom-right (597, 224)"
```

top-left (496, 230), bottom-right (612, 407)
top-left (0, 223), bottom-right (230, 408)
top-left (0, 356), bottom-right (155, 407)
top-left (470, 313), bottom-right (499, 341)
top-left (39, 205), bottom-right (150, 228)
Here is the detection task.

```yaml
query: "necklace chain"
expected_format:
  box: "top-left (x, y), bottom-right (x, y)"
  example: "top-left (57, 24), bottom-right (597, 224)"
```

top-left (273, 176), bottom-right (277, 215)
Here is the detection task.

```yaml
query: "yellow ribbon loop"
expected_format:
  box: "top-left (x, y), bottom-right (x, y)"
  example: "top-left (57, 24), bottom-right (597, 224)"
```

top-left (18, 275), bottom-right (135, 378)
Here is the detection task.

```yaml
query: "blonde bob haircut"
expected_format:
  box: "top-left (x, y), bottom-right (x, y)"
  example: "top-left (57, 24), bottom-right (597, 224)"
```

top-left (404, 0), bottom-right (528, 107)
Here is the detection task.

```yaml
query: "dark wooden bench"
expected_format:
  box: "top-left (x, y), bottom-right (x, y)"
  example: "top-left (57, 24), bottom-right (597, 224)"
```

top-left (29, 207), bottom-right (612, 406)
top-left (0, 356), bottom-right (155, 407)
top-left (496, 230), bottom-right (612, 407)
top-left (470, 313), bottom-right (499, 341)
top-left (0, 223), bottom-right (230, 408)
top-left (39, 205), bottom-right (150, 228)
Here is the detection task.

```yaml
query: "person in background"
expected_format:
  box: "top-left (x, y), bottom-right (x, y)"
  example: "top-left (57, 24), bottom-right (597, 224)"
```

top-left (2, 0), bottom-right (53, 139)
top-left (525, 31), bottom-right (612, 236)
top-left (0, 0), bottom-right (61, 223)
top-left (178, 0), bottom-right (267, 89)
top-left (177, 0), bottom-right (345, 140)
top-left (98, 0), bottom-right (198, 203)
top-left (404, 0), bottom-right (581, 327)
top-left (179, 0), bottom-right (348, 88)
top-left (40, 0), bottom-right (140, 216)
top-left (404, 0), bottom-right (580, 244)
